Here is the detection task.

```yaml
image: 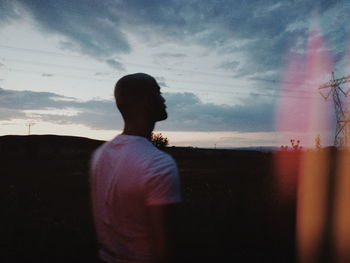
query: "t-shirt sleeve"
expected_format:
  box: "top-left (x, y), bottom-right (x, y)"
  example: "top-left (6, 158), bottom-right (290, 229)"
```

top-left (89, 147), bottom-right (104, 182)
top-left (145, 154), bottom-right (181, 206)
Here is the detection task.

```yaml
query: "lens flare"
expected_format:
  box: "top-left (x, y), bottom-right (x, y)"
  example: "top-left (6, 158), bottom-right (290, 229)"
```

top-left (333, 150), bottom-right (350, 263)
top-left (332, 38), bottom-right (350, 263)
top-left (276, 24), bottom-right (333, 144)
top-left (275, 18), bottom-right (336, 263)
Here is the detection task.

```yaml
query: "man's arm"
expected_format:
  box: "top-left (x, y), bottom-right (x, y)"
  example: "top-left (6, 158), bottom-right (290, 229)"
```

top-left (147, 203), bottom-right (179, 263)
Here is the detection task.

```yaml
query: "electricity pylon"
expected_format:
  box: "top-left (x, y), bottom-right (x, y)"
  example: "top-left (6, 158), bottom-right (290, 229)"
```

top-left (319, 72), bottom-right (350, 147)
top-left (25, 121), bottom-right (35, 135)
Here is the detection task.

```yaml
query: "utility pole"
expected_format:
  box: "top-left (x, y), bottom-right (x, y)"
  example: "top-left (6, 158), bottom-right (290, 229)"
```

top-left (319, 72), bottom-right (350, 147)
top-left (25, 122), bottom-right (35, 135)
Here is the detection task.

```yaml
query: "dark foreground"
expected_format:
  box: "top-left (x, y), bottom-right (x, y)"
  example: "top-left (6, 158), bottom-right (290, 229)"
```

top-left (0, 135), bottom-right (296, 263)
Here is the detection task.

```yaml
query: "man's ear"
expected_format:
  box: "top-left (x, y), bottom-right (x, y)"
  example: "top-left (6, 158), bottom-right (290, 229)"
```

top-left (141, 94), bottom-right (153, 113)
top-left (144, 93), bottom-right (156, 106)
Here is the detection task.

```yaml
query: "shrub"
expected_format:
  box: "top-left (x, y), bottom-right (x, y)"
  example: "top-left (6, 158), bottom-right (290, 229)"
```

top-left (151, 133), bottom-right (169, 148)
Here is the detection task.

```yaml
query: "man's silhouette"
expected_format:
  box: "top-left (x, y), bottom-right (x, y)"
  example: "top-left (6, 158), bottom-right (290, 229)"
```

top-left (90, 73), bottom-right (181, 263)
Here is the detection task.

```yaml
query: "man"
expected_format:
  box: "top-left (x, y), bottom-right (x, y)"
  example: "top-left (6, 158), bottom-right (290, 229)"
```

top-left (90, 73), bottom-right (181, 263)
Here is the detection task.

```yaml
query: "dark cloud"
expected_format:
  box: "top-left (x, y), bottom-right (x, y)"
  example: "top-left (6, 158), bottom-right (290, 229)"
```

top-left (121, 0), bottom-right (346, 77)
top-left (42, 73), bottom-right (53, 77)
top-left (0, 0), bottom-right (20, 24)
top-left (0, 88), bottom-right (275, 132)
top-left (155, 52), bottom-right (187, 58)
top-left (159, 92), bottom-right (275, 132)
top-left (105, 59), bottom-right (125, 71)
top-left (0, 87), bottom-right (122, 128)
top-left (217, 60), bottom-right (240, 71)
top-left (1, 0), bottom-right (347, 79)
top-left (0, 88), bottom-right (70, 110)
top-left (94, 72), bottom-right (111, 76)
top-left (13, 0), bottom-right (130, 57)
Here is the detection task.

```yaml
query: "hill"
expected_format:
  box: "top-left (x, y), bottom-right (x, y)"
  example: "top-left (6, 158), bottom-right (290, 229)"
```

top-left (0, 134), bottom-right (104, 159)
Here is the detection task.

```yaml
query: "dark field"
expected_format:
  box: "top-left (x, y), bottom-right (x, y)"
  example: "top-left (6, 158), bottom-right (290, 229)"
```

top-left (0, 135), bottom-right (297, 263)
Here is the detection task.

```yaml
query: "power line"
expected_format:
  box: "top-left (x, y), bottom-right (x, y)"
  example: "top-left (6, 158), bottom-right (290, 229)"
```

top-left (1, 67), bottom-right (112, 82)
top-left (0, 57), bottom-right (110, 73)
top-left (0, 44), bottom-right (84, 59)
top-left (250, 77), bottom-right (321, 87)
top-left (0, 44), bottom-right (236, 78)
top-left (0, 45), bottom-right (325, 101)
top-left (0, 44), bottom-right (327, 87)
top-left (1, 65), bottom-right (318, 100)
top-left (0, 57), bottom-right (242, 88)
top-left (0, 57), bottom-right (320, 97)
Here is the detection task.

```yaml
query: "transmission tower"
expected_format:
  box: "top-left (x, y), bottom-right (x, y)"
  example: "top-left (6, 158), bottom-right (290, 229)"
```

top-left (319, 72), bottom-right (350, 147)
top-left (25, 121), bottom-right (35, 135)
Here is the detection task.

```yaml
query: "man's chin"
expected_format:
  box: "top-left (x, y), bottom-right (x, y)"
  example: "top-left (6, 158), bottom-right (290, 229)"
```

top-left (155, 112), bottom-right (168, 122)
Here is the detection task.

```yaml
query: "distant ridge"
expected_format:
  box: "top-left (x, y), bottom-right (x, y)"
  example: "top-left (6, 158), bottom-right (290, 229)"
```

top-left (0, 134), bottom-right (105, 148)
top-left (0, 134), bottom-right (275, 160)
top-left (0, 134), bottom-right (105, 142)
top-left (0, 134), bottom-right (105, 158)
top-left (229, 146), bottom-right (279, 152)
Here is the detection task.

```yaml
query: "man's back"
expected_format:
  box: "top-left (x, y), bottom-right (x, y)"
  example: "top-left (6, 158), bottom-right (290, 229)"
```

top-left (90, 134), bottom-right (181, 263)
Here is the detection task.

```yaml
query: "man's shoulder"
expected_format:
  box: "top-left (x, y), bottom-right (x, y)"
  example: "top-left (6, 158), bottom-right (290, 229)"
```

top-left (141, 142), bottom-right (174, 163)
top-left (91, 140), bottom-right (111, 159)
top-left (124, 136), bottom-right (173, 163)
top-left (142, 147), bottom-right (177, 178)
top-left (91, 135), bottom-right (176, 170)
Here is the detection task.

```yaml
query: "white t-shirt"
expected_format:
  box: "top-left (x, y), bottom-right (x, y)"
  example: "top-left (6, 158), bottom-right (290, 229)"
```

top-left (90, 134), bottom-right (181, 263)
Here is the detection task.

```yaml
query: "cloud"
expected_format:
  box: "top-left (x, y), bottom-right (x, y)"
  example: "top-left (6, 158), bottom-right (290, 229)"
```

top-left (2, 1), bottom-right (348, 79)
top-left (0, 0), bottom-right (20, 24)
top-left (0, 108), bottom-right (26, 120)
top-left (0, 88), bottom-right (69, 110)
top-left (159, 92), bottom-right (275, 132)
top-left (219, 133), bottom-right (280, 147)
top-left (155, 76), bottom-right (168, 88)
top-left (42, 73), bottom-right (53, 77)
top-left (155, 52), bottom-right (187, 59)
top-left (0, 88), bottom-right (276, 132)
top-left (0, 87), bottom-right (122, 128)
top-left (113, 0), bottom-right (345, 78)
top-left (217, 60), bottom-right (240, 71)
top-left (105, 59), bottom-right (125, 71)
top-left (94, 72), bottom-right (111, 76)
top-left (13, 0), bottom-right (131, 57)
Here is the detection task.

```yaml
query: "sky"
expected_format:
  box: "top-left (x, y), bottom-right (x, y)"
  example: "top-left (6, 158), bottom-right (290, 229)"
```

top-left (0, 0), bottom-right (349, 148)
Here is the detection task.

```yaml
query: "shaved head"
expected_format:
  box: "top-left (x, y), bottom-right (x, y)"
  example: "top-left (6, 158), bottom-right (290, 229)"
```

top-left (114, 73), bottom-right (167, 122)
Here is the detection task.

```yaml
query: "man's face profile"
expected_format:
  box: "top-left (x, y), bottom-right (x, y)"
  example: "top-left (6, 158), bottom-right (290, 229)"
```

top-left (115, 73), bottom-right (168, 123)
top-left (151, 87), bottom-right (167, 122)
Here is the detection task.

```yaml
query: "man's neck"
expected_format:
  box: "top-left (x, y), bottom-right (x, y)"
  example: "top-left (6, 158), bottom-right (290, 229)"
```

top-left (122, 122), bottom-right (155, 140)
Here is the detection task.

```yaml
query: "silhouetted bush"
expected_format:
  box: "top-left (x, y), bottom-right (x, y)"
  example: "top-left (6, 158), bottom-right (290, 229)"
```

top-left (151, 132), bottom-right (169, 148)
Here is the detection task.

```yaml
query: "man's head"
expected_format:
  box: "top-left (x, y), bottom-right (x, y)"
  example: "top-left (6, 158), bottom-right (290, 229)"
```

top-left (114, 73), bottom-right (167, 122)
